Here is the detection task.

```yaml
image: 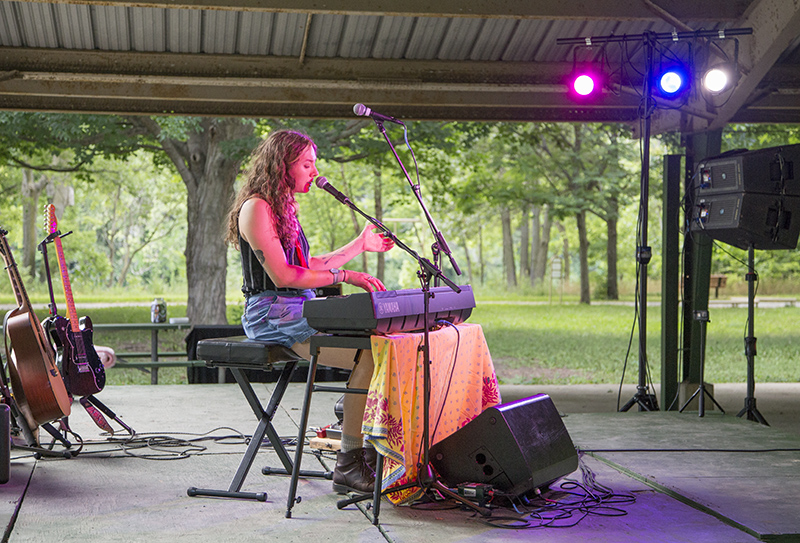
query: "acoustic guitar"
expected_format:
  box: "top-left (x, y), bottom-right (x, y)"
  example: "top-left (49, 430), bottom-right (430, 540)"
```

top-left (45, 204), bottom-right (105, 397)
top-left (0, 227), bottom-right (71, 428)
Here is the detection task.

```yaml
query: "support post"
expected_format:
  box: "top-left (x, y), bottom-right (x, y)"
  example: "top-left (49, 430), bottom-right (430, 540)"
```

top-left (683, 131), bottom-right (721, 385)
top-left (661, 154), bottom-right (682, 410)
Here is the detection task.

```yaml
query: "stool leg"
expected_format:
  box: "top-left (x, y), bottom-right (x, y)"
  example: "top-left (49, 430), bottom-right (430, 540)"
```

top-left (286, 350), bottom-right (319, 518)
top-left (188, 362), bottom-right (297, 502)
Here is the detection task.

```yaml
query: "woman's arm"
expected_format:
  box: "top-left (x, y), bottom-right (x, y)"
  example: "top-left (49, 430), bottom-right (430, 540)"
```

top-left (308, 223), bottom-right (395, 270)
top-left (239, 199), bottom-right (387, 292)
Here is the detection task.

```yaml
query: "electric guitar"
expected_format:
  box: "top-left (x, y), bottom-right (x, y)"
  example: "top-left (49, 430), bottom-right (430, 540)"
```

top-left (44, 205), bottom-right (105, 397)
top-left (0, 227), bottom-right (71, 428)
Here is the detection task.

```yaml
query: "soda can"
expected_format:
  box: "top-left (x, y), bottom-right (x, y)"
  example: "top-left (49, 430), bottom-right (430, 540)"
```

top-left (150, 298), bottom-right (167, 323)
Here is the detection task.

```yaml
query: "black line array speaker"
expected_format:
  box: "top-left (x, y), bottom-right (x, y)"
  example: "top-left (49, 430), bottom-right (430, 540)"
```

top-left (690, 144), bottom-right (800, 250)
top-left (690, 192), bottom-right (800, 250)
top-left (693, 143), bottom-right (800, 197)
top-left (430, 394), bottom-right (578, 497)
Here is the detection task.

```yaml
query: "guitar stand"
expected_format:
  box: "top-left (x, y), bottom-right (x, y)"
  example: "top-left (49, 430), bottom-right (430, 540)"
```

top-left (2, 400), bottom-right (73, 459)
top-left (39, 233), bottom-right (133, 438)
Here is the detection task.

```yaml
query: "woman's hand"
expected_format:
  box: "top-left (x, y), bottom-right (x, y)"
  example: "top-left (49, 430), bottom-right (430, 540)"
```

top-left (359, 224), bottom-right (395, 253)
top-left (344, 270), bottom-right (387, 293)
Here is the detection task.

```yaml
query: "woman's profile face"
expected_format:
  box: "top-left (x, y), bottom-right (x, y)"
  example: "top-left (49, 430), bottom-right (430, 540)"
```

top-left (288, 144), bottom-right (318, 194)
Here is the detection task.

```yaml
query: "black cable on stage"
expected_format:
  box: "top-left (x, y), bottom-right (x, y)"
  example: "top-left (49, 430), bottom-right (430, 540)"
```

top-left (475, 453), bottom-right (636, 530)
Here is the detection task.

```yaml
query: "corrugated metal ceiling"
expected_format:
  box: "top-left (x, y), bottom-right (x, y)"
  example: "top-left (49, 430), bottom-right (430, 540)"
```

top-left (0, 0), bottom-right (798, 134)
top-left (0, 4), bottom-right (688, 61)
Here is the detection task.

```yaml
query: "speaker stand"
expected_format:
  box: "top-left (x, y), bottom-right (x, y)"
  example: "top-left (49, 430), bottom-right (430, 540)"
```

top-left (620, 34), bottom-right (658, 413)
top-left (679, 310), bottom-right (724, 417)
top-left (736, 245), bottom-right (768, 425)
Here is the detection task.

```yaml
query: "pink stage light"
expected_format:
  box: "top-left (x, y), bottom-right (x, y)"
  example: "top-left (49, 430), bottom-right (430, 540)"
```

top-left (573, 74), bottom-right (596, 96)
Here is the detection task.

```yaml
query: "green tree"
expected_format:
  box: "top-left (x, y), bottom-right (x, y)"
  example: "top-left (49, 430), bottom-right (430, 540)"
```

top-left (0, 112), bottom-right (257, 324)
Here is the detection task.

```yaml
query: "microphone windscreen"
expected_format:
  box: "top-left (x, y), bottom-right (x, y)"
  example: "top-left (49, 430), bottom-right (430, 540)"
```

top-left (314, 176), bottom-right (328, 188)
top-left (353, 103), bottom-right (368, 116)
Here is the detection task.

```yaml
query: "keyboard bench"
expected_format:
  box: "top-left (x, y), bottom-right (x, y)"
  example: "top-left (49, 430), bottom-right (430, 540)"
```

top-left (187, 335), bottom-right (329, 501)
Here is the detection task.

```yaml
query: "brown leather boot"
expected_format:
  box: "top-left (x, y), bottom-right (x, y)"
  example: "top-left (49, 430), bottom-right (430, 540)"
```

top-left (332, 448), bottom-right (375, 494)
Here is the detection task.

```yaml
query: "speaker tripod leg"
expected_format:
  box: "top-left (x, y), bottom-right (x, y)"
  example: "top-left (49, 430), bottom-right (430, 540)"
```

top-left (705, 387), bottom-right (725, 414)
top-left (679, 385), bottom-right (702, 414)
top-left (620, 386), bottom-right (659, 412)
top-left (737, 397), bottom-right (768, 426)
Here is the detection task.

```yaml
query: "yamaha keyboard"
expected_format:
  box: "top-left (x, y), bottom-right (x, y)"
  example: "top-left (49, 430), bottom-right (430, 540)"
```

top-left (302, 285), bottom-right (475, 335)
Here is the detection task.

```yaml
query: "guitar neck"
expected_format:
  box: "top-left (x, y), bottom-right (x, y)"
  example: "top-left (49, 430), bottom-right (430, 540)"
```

top-left (0, 233), bottom-right (34, 313)
top-left (52, 235), bottom-right (81, 333)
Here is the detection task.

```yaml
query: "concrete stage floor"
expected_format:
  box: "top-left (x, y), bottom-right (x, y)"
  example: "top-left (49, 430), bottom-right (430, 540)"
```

top-left (3, 381), bottom-right (800, 543)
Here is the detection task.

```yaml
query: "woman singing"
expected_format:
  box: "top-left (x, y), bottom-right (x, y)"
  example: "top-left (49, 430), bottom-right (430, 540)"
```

top-left (225, 129), bottom-right (394, 494)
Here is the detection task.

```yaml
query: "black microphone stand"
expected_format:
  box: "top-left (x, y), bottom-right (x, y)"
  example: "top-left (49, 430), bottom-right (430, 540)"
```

top-left (371, 120), bottom-right (462, 285)
top-left (334, 118), bottom-right (487, 515)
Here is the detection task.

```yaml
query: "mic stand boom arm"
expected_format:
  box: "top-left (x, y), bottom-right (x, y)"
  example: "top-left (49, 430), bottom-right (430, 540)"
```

top-left (333, 193), bottom-right (460, 294)
top-left (372, 120), bottom-right (462, 284)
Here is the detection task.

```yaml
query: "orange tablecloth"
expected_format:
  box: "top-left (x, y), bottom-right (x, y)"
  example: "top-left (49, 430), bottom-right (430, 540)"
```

top-left (362, 322), bottom-right (501, 504)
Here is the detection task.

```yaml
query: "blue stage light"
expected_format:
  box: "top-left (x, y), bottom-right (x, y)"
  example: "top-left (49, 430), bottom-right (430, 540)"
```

top-left (655, 65), bottom-right (689, 97)
top-left (659, 70), bottom-right (684, 94)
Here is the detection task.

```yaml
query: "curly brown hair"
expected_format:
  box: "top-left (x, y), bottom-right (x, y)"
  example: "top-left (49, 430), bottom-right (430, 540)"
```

top-left (225, 130), bottom-right (316, 251)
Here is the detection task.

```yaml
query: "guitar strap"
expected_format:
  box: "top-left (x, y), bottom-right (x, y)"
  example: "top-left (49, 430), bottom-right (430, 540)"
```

top-left (79, 397), bottom-right (114, 435)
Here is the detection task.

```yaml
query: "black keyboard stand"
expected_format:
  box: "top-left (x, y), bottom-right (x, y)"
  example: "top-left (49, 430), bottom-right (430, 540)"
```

top-left (285, 334), bottom-right (374, 518)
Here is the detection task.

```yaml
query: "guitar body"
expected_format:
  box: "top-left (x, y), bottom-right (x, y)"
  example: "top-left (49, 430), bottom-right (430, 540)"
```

top-left (5, 307), bottom-right (72, 427)
top-left (50, 314), bottom-right (105, 397)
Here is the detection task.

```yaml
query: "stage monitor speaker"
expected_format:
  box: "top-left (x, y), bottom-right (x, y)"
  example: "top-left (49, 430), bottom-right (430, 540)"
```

top-left (430, 394), bottom-right (578, 497)
top-left (690, 192), bottom-right (800, 250)
top-left (695, 143), bottom-right (800, 197)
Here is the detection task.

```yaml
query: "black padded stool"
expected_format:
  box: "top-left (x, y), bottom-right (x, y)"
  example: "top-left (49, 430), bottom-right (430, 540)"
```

top-left (187, 336), bottom-right (329, 501)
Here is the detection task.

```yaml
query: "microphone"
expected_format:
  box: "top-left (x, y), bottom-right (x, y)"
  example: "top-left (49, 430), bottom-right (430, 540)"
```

top-left (352, 103), bottom-right (404, 125)
top-left (315, 176), bottom-right (351, 206)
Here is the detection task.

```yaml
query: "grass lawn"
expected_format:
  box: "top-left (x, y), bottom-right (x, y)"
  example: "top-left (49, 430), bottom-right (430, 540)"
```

top-left (474, 302), bottom-right (800, 386)
top-left (54, 302), bottom-right (800, 387)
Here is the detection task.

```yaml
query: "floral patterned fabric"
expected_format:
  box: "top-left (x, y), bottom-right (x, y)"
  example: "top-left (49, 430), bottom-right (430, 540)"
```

top-left (362, 323), bottom-right (501, 505)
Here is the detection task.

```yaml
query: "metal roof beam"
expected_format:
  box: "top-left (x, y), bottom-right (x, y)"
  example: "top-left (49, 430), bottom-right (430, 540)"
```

top-left (0, 47), bottom-right (566, 85)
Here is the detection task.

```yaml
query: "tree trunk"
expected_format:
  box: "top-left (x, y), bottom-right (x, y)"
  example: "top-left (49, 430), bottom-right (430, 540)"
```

top-left (459, 234), bottom-right (473, 285)
top-left (478, 223), bottom-right (485, 285)
top-left (536, 205), bottom-right (552, 286)
top-left (555, 221), bottom-right (569, 284)
top-left (341, 164), bottom-right (364, 263)
top-left (530, 205), bottom-right (539, 288)
top-left (501, 206), bottom-right (516, 287)
top-left (577, 210), bottom-right (591, 304)
top-left (606, 213), bottom-right (619, 300)
top-left (519, 204), bottom-right (530, 283)
top-left (104, 185), bottom-right (122, 288)
top-left (21, 169), bottom-right (49, 280)
top-left (135, 117), bottom-right (254, 325)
